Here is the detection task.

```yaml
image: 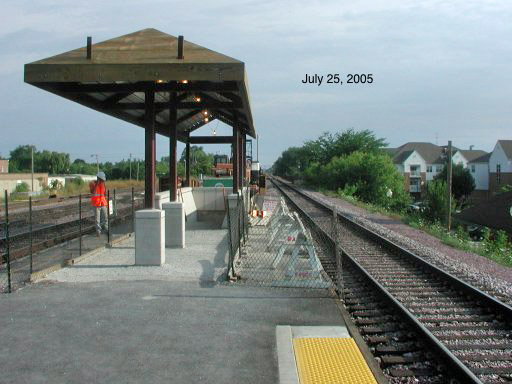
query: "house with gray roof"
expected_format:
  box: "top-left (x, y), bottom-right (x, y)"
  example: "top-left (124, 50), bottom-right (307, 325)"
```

top-left (388, 142), bottom-right (447, 197)
top-left (388, 142), bottom-right (491, 199)
top-left (489, 140), bottom-right (512, 194)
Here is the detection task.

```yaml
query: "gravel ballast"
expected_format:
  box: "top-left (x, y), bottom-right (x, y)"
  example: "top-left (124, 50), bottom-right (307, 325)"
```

top-left (303, 190), bottom-right (512, 303)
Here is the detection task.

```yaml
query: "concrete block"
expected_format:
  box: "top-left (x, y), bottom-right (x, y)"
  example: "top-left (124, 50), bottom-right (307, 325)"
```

top-left (227, 193), bottom-right (240, 209)
top-left (162, 201), bottom-right (185, 248)
top-left (135, 209), bottom-right (165, 265)
top-left (154, 191), bottom-right (170, 210)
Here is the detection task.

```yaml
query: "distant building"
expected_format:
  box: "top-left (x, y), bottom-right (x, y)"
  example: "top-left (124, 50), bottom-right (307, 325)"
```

top-left (489, 140), bottom-right (512, 195)
top-left (48, 174), bottom-right (97, 187)
top-left (467, 152), bottom-right (491, 201)
top-left (0, 173), bottom-right (48, 193)
top-left (0, 159), bottom-right (8, 173)
top-left (387, 142), bottom-right (447, 198)
top-left (387, 142), bottom-right (489, 200)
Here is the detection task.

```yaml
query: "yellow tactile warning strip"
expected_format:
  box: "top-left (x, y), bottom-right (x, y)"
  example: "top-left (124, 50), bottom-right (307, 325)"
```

top-left (293, 338), bottom-right (377, 384)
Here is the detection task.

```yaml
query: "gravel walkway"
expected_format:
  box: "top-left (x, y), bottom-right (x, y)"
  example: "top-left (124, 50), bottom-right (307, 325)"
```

top-left (303, 189), bottom-right (512, 303)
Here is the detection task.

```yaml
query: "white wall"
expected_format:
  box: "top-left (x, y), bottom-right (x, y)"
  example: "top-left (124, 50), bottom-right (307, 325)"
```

top-left (452, 151), bottom-right (467, 167)
top-left (425, 163), bottom-right (444, 181)
top-left (489, 142), bottom-right (512, 173)
top-left (403, 151), bottom-right (426, 173)
top-left (192, 187), bottom-right (227, 211)
top-left (470, 162), bottom-right (489, 190)
top-left (155, 187), bottom-right (227, 216)
top-left (0, 177), bottom-right (46, 193)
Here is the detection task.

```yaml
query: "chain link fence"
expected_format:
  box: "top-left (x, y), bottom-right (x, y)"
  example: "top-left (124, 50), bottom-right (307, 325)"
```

top-left (226, 182), bottom-right (340, 290)
top-left (0, 188), bottom-right (144, 293)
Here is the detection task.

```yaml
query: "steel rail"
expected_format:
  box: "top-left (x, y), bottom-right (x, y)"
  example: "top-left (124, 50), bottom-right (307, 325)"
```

top-left (273, 176), bottom-right (512, 321)
top-left (0, 208), bottom-right (137, 262)
top-left (270, 176), bottom-right (493, 384)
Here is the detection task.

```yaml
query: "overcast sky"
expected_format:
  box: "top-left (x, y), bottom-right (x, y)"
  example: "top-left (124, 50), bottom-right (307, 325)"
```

top-left (1, 0), bottom-right (511, 168)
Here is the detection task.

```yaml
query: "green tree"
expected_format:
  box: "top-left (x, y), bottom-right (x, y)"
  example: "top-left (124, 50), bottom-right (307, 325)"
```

top-left (304, 129), bottom-right (387, 164)
top-left (434, 163), bottom-right (475, 202)
top-left (8, 145), bottom-right (35, 172)
top-left (423, 180), bottom-right (455, 223)
top-left (178, 146), bottom-right (214, 177)
top-left (272, 129), bottom-right (387, 183)
top-left (70, 159), bottom-right (98, 175)
top-left (305, 151), bottom-right (410, 210)
top-left (272, 147), bottom-right (311, 182)
top-left (36, 150), bottom-right (70, 174)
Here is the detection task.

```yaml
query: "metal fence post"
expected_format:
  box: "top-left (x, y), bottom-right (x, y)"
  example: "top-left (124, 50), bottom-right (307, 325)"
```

top-left (107, 190), bottom-right (111, 245)
top-left (332, 206), bottom-right (343, 300)
top-left (244, 188), bottom-right (249, 240)
top-left (131, 187), bottom-right (135, 232)
top-left (240, 193), bottom-right (245, 245)
top-left (238, 195), bottom-right (242, 251)
top-left (29, 196), bottom-right (33, 274)
top-left (226, 198), bottom-right (234, 280)
top-left (4, 190), bottom-right (11, 293)
top-left (79, 194), bottom-right (82, 256)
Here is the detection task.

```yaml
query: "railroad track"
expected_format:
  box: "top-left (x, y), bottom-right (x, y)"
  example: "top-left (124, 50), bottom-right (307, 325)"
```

top-left (270, 176), bottom-right (512, 384)
top-left (1, 190), bottom-right (142, 262)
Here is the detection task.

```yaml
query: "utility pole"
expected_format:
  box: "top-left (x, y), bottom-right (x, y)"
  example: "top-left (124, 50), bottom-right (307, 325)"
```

top-left (129, 153), bottom-right (132, 180)
top-left (446, 140), bottom-right (453, 231)
top-left (31, 146), bottom-right (34, 192)
top-left (136, 161), bottom-right (140, 181)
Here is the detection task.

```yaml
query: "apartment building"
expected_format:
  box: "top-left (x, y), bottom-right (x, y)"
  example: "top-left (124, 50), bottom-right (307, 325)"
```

top-left (488, 140), bottom-right (512, 195)
top-left (387, 142), bottom-right (446, 198)
top-left (387, 142), bottom-right (488, 199)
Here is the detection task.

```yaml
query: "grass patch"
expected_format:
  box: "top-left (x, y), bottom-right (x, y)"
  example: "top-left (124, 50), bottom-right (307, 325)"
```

top-left (317, 187), bottom-right (512, 268)
top-left (54, 179), bottom-right (144, 197)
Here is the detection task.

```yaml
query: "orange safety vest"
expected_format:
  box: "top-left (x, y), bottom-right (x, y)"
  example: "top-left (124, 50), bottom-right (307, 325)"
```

top-left (90, 181), bottom-right (107, 207)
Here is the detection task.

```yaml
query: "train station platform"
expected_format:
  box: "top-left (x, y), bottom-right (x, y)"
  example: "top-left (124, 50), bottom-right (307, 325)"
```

top-left (0, 218), bottom-right (366, 384)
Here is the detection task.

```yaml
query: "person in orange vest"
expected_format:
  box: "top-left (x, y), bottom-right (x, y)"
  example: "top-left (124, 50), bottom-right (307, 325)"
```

top-left (89, 171), bottom-right (108, 236)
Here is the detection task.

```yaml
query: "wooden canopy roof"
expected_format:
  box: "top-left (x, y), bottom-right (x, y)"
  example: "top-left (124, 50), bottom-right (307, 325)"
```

top-left (24, 28), bottom-right (255, 140)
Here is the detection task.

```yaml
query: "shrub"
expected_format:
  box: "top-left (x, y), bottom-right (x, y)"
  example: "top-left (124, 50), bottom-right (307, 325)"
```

top-left (306, 151), bottom-right (410, 210)
top-left (455, 224), bottom-right (470, 243)
top-left (71, 177), bottom-right (85, 186)
top-left (14, 182), bottom-right (29, 193)
top-left (423, 180), bottom-right (455, 223)
top-left (49, 179), bottom-right (63, 190)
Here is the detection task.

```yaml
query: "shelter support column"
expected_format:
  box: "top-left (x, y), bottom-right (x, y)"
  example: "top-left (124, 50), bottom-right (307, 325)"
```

top-left (185, 139), bottom-right (191, 187)
top-left (232, 114), bottom-right (240, 194)
top-left (163, 91), bottom-right (185, 248)
top-left (144, 89), bottom-right (156, 208)
top-left (242, 134), bottom-right (247, 186)
top-left (238, 132), bottom-right (244, 188)
top-left (169, 92), bottom-right (178, 202)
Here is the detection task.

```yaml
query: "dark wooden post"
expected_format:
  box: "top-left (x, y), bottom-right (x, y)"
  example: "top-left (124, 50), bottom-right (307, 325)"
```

top-left (238, 132), bottom-right (244, 188)
top-left (242, 134), bottom-right (247, 186)
top-left (144, 89), bottom-right (156, 208)
top-left (185, 139), bottom-right (191, 187)
top-left (86, 36), bottom-right (92, 59)
top-left (232, 113), bottom-right (240, 194)
top-left (169, 92), bottom-right (178, 201)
